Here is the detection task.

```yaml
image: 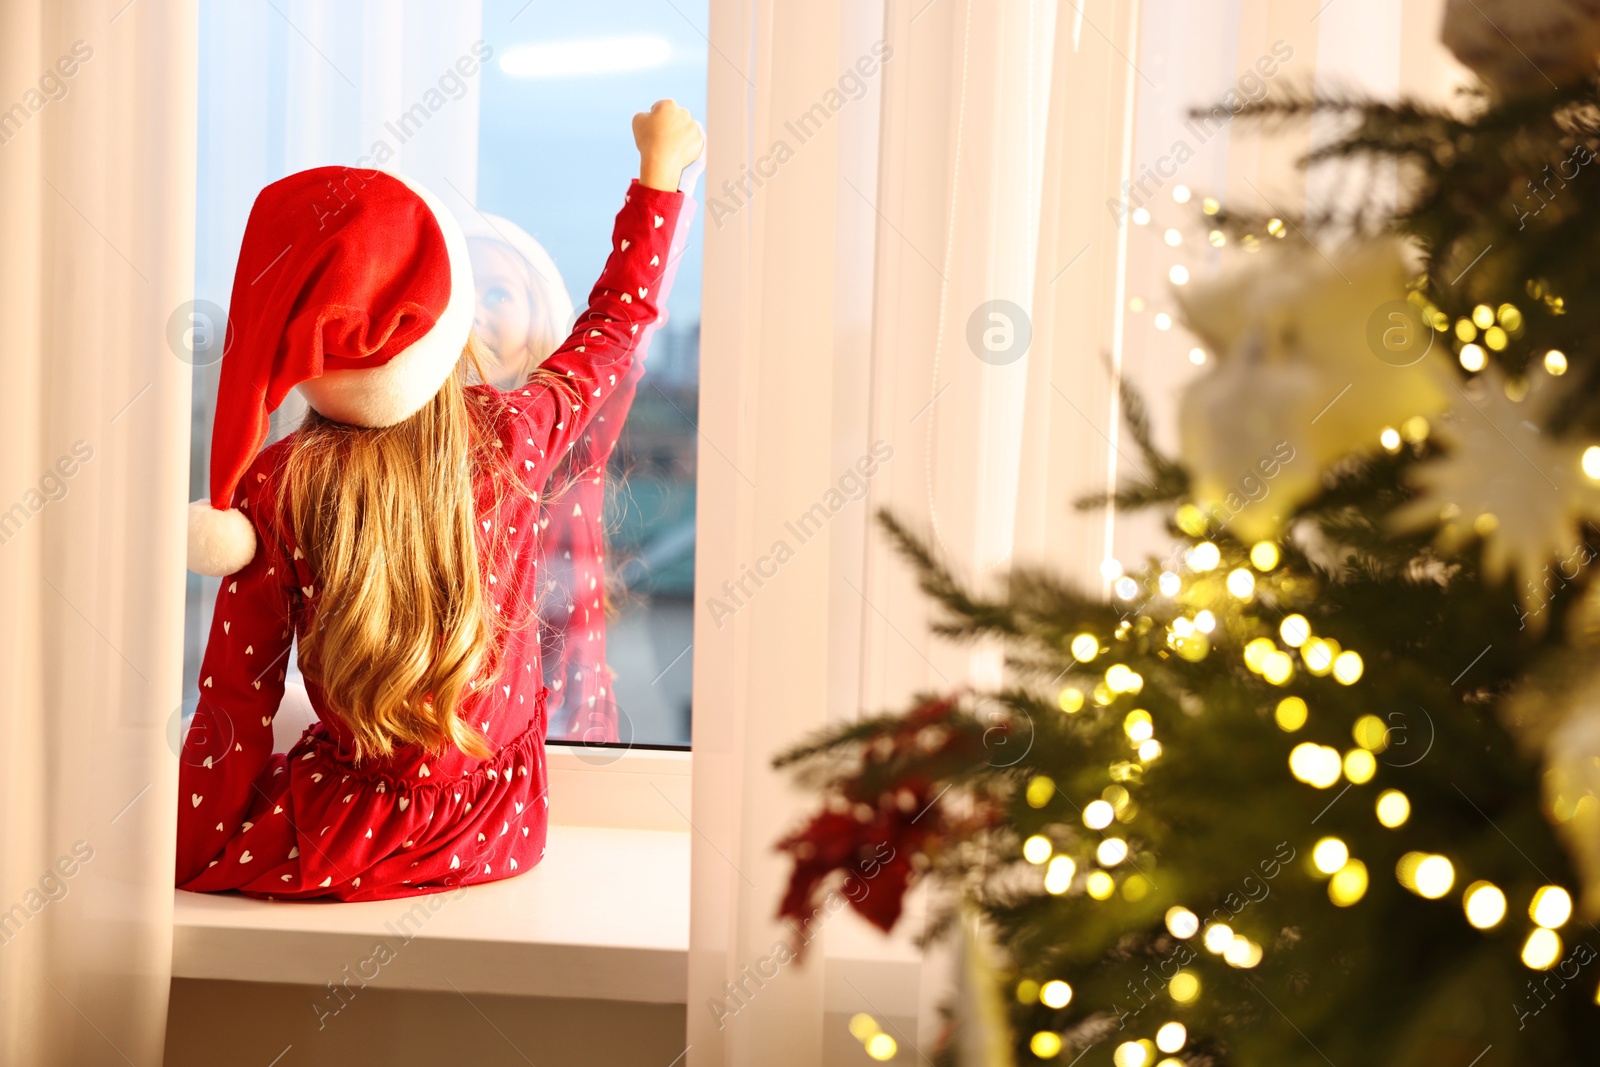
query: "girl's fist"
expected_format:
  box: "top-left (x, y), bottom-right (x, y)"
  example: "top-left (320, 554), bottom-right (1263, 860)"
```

top-left (633, 100), bottom-right (703, 192)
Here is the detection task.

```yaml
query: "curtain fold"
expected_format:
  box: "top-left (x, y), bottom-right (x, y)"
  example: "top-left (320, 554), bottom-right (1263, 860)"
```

top-left (689, 0), bottom-right (1465, 1063)
top-left (0, 2), bottom-right (197, 1065)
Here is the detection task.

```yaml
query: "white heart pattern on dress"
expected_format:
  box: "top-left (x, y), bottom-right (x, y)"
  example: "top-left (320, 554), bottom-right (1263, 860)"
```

top-left (191, 794), bottom-right (203, 807)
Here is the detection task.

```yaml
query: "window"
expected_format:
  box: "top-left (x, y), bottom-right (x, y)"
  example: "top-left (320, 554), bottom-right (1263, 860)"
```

top-left (184, 0), bottom-right (706, 755)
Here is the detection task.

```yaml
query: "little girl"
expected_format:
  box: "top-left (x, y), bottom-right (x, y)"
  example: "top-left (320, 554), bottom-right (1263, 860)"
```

top-left (176, 100), bottom-right (702, 901)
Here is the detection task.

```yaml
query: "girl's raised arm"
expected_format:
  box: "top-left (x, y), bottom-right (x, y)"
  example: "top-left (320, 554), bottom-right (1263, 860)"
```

top-left (506, 101), bottom-right (702, 472)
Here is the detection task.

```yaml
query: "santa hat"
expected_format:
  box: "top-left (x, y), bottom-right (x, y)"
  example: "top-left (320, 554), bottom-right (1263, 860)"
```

top-left (186, 166), bottom-right (474, 576)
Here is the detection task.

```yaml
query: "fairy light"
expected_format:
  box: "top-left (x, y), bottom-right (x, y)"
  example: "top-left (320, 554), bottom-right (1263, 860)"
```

top-left (850, 1013), bottom-right (881, 1039)
top-left (1289, 743), bottom-right (1343, 788)
top-left (1244, 637), bottom-right (1276, 673)
top-left (1172, 185), bottom-right (1192, 203)
top-left (1267, 217), bottom-right (1286, 237)
top-left (1380, 427), bottom-right (1402, 453)
top-left (1401, 415), bottom-right (1430, 443)
top-left (1023, 835), bottom-right (1053, 864)
top-left (865, 1033), bottom-right (898, 1061)
top-left (1523, 928), bottom-right (1563, 970)
top-left (1158, 571), bottom-right (1181, 596)
top-left (1114, 1041), bottom-right (1151, 1067)
top-left (1343, 748), bottom-right (1377, 784)
top-left (1155, 1022), bottom-right (1187, 1054)
top-left (1059, 688), bottom-right (1085, 713)
top-left (1353, 715), bottom-right (1389, 751)
top-left (1189, 346), bottom-right (1207, 365)
top-left (1329, 860), bottom-right (1369, 906)
top-left (1101, 557), bottom-right (1125, 581)
top-left (1187, 542), bottom-right (1221, 571)
top-left (1460, 343), bottom-right (1487, 372)
top-left (1463, 881), bottom-right (1507, 929)
top-left (1203, 923), bottom-right (1233, 953)
top-left (1026, 776), bottom-right (1055, 808)
top-left (1040, 980), bottom-right (1073, 1009)
top-left (1045, 855), bottom-right (1077, 894)
top-left (1332, 650), bottom-right (1364, 685)
top-left (1139, 739), bottom-right (1163, 761)
top-left (1280, 614), bottom-right (1310, 646)
top-left (1097, 838), bottom-right (1129, 866)
top-left (1498, 303), bottom-right (1523, 331)
top-left (1484, 325), bottom-right (1508, 351)
top-left (1030, 1032), bottom-right (1064, 1059)
top-left (1086, 871), bottom-right (1116, 899)
top-left (1166, 906), bottom-right (1199, 939)
top-left (1302, 638), bottom-right (1336, 675)
top-left (1250, 541), bottom-right (1281, 571)
top-left (1583, 447), bottom-right (1600, 481)
top-left (1194, 610), bottom-right (1216, 633)
top-left (1124, 709), bottom-right (1154, 742)
top-left (1115, 576), bottom-right (1140, 599)
top-left (1226, 568), bottom-right (1256, 598)
top-left (1376, 789), bottom-right (1410, 828)
top-left (1531, 886), bottom-right (1573, 929)
top-left (1071, 633), bottom-right (1100, 661)
top-left (1132, 208), bottom-right (1151, 226)
top-left (1225, 936), bottom-right (1264, 968)
top-left (1129, 296), bottom-right (1146, 312)
top-left (1164, 228), bottom-right (1182, 247)
top-left (1154, 313), bottom-right (1173, 331)
top-left (1471, 304), bottom-right (1494, 329)
top-left (1084, 800), bottom-right (1115, 830)
top-left (1169, 970), bottom-right (1200, 1003)
top-left (1262, 651), bottom-right (1294, 686)
top-left (1201, 197), bottom-right (1220, 215)
top-left (1107, 665), bottom-right (1144, 694)
top-left (1398, 853), bottom-right (1454, 898)
top-left (1275, 696), bottom-right (1309, 732)
top-left (1312, 837), bottom-right (1349, 874)
top-left (1546, 349), bottom-right (1569, 375)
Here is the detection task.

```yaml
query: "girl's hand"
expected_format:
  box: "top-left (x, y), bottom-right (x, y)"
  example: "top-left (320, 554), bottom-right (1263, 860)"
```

top-left (633, 99), bottom-right (704, 192)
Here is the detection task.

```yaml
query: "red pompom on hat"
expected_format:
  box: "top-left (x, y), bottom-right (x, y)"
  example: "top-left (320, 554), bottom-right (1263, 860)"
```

top-left (186, 166), bottom-right (474, 576)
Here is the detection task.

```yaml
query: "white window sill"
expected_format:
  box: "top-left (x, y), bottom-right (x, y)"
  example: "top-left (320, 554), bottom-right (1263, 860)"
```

top-left (173, 772), bottom-right (923, 1016)
top-left (172, 824), bottom-right (690, 1004)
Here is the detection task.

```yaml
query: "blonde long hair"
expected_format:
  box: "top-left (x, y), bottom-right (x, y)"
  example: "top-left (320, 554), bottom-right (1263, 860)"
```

top-left (280, 342), bottom-right (524, 762)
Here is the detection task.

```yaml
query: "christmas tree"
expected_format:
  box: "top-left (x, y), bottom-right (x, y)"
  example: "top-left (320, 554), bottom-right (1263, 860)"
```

top-left (775, 8), bottom-right (1600, 1065)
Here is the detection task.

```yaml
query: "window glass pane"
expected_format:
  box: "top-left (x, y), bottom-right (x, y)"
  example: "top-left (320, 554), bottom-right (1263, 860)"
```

top-left (478, 0), bottom-right (706, 750)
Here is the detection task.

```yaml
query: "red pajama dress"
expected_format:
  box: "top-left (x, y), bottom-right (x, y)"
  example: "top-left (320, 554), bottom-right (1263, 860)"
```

top-left (175, 181), bottom-right (684, 901)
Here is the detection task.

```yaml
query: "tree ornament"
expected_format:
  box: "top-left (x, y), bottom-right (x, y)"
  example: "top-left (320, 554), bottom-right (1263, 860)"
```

top-left (1440, 0), bottom-right (1600, 98)
top-left (1390, 367), bottom-right (1600, 603)
top-left (1176, 238), bottom-right (1448, 541)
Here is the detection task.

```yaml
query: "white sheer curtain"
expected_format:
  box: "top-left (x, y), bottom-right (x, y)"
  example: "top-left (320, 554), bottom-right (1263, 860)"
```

top-left (689, 0), bottom-right (1466, 1062)
top-left (0, 3), bottom-right (196, 1066)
